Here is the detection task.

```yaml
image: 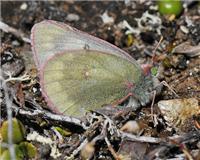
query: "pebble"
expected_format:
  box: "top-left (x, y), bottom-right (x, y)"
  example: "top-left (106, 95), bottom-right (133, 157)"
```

top-left (120, 120), bottom-right (143, 135)
top-left (12, 40), bottom-right (20, 46)
top-left (20, 3), bottom-right (28, 10)
top-left (66, 13), bottom-right (80, 22)
top-left (100, 11), bottom-right (114, 24)
top-left (158, 98), bottom-right (200, 132)
top-left (180, 25), bottom-right (189, 34)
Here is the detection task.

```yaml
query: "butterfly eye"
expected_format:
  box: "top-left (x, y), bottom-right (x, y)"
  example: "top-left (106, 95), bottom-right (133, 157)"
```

top-left (150, 67), bottom-right (158, 76)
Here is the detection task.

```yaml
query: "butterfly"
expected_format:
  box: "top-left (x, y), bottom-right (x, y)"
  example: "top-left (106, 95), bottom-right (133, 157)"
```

top-left (31, 20), bottom-right (160, 117)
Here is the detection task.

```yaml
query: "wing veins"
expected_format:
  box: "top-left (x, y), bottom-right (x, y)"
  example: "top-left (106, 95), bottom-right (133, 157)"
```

top-left (49, 79), bottom-right (123, 107)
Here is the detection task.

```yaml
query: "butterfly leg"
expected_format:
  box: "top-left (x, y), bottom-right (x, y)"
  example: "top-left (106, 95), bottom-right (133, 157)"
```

top-left (150, 90), bottom-right (159, 126)
top-left (159, 81), bottom-right (178, 97)
top-left (112, 92), bottom-right (133, 107)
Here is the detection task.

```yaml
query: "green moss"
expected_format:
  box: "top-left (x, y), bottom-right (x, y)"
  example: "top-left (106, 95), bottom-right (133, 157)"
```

top-left (18, 142), bottom-right (37, 158)
top-left (0, 142), bottom-right (37, 160)
top-left (0, 145), bottom-right (24, 160)
top-left (0, 118), bottom-right (26, 144)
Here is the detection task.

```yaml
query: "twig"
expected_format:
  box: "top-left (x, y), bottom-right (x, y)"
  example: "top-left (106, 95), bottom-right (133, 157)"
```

top-left (67, 115), bottom-right (117, 159)
top-left (10, 103), bottom-right (88, 130)
top-left (120, 131), bottom-right (163, 144)
top-left (0, 70), bottom-right (16, 160)
top-left (45, 112), bottom-right (88, 130)
top-left (152, 36), bottom-right (163, 56)
top-left (105, 137), bottom-right (119, 160)
top-left (65, 117), bottom-right (108, 159)
top-left (51, 127), bottom-right (64, 144)
top-left (169, 137), bottom-right (195, 160)
top-left (181, 144), bottom-right (194, 160)
top-left (150, 90), bottom-right (158, 127)
top-left (0, 21), bottom-right (30, 43)
top-left (94, 111), bottom-right (120, 137)
top-left (121, 130), bottom-right (200, 145)
top-left (65, 138), bottom-right (88, 160)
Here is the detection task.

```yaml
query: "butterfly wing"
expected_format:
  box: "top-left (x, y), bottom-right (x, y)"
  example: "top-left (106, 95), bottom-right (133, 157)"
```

top-left (41, 50), bottom-right (142, 117)
top-left (31, 20), bottom-right (140, 69)
top-left (31, 20), bottom-right (145, 117)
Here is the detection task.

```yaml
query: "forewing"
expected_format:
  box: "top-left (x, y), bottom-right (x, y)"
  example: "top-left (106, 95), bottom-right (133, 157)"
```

top-left (31, 20), bottom-right (140, 69)
top-left (42, 50), bottom-right (142, 117)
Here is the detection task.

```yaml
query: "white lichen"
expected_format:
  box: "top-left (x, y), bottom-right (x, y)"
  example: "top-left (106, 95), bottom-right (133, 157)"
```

top-left (27, 131), bottom-right (61, 159)
top-left (118, 11), bottom-right (162, 35)
top-left (1, 71), bottom-right (30, 83)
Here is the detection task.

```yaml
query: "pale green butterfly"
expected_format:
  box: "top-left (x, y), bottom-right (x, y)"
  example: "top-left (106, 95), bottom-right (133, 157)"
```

top-left (31, 20), bottom-right (160, 117)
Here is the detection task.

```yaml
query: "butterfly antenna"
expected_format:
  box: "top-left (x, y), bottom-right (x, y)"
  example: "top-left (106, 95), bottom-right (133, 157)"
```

top-left (141, 36), bottom-right (164, 76)
top-left (151, 36), bottom-right (163, 65)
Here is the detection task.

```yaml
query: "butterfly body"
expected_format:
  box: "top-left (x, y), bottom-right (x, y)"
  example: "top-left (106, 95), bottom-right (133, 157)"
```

top-left (31, 20), bottom-right (159, 117)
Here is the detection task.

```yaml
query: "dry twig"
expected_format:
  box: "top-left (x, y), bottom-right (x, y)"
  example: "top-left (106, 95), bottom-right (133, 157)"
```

top-left (0, 21), bottom-right (30, 43)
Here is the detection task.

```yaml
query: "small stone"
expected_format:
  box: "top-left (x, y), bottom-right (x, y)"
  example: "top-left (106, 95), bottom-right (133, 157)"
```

top-left (180, 25), bottom-right (189, 34)
top-left (66, 13), bottom-right (80, 22)
top-left (158, 98), bottom-right (200, 132)
top-left (120, 120), bottom-right (143, 135)
top-left (32, 87), bottom-right (37, 93)
top-left (100, 11), bottom-right (114, 24)
top-left (173, 41), bottom-right (200, 57)
top-left (20, 3), bottom-right (27, 10)
top-left (12, 40), bottom-right (20, 46)
top-left (81, 142), bottom-right (95, 160)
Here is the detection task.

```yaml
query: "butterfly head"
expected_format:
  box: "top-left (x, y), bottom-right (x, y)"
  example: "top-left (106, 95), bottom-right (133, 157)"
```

top-left (132, 73), bottom-right (162, 107)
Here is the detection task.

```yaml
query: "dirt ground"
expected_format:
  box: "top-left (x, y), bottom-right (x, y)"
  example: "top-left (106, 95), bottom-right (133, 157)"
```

top-left (1, 1), bottom-right (200, 160)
